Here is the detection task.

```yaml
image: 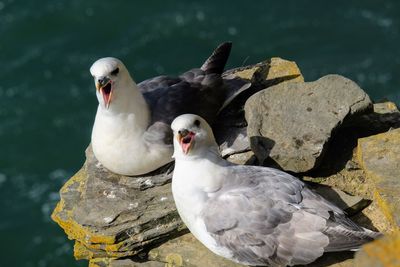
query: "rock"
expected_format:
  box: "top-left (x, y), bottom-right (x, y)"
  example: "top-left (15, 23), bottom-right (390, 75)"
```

top-left (354, 230), bottom-right (400, 267)
top-left (373, 101), bottom-right (399, 114)
top-left (89, 258), bottom-right (164, 267)
top-left (245, 74), bottom-right (372, 173)
top-left (148, 233), bottom-right (244, 267)
top-left (357, 128), bottom-right (400, 228)
top-left (51, 146), bottom-right (186, 260)
top-left (226, 150), bottom-right (256, 165)
top-left (216, 57), bottom-right (305, 157)
top-left (345, 101), bottom-right (400, 136)
top-left (223, 57), bottom-right (304, 84)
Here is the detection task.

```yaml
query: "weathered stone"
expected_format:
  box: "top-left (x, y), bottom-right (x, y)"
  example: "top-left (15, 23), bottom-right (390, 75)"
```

top-left (302, 128), bottom-right (395, 234)
top-left (357, 128), bottom-right (400, 228)
top-left (245, 74), bottom-right (372, 172)
top-left (347, 101), bottom-right (400, 134)
top-left (89, 258), bottom-right (163, 267)
top-left (216, 57), bottom-right (305, 157)
top-left (373, 101), bottom-right (399, 114)
top-left (226, 150), bottom-right (256, 165)
top-left (148, 233), bottom-right (244, 267)
top-left (51, 146), bottom-right (186, 260)
top-left (223, 57), bottom-right (303, 83)
top-left (354, 230), bottom-right (400, 267)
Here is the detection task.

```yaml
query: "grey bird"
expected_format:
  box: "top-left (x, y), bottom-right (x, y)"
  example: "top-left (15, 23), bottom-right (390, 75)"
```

top-left (90, 42), bottom-right (247, 176)
top-left (171, 114), bottom-right (382, 267)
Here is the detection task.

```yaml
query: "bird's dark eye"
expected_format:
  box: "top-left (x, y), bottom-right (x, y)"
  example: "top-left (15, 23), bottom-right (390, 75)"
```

top-left (194, 119), bottom-right (200, 127)
top-left (111, 67), bottom-right (119, 75)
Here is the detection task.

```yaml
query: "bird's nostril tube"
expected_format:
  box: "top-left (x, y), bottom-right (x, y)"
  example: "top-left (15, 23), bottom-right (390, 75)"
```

top-left (98, 77), bottom-right (109, 87)
top-left (178, 129), bottom-right (189, 137)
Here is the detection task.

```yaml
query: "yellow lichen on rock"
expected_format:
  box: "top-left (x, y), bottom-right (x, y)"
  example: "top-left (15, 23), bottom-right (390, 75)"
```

top-left (267, 57), bottom-right (304, 82)
top-left (373, 101), bottom-right (399, 114)
top-left (148, 233), bottom-right (244, 267)
top-left (357, 128), bottom-right (400, 230)
top-left (51, 168), bottom-right (124, 260)
top-left (354, 230), bottom-right (400, 267)
top-left (74, 241), bottom-right (93, 260)
top-left (227, 57), bottom-right (304, 82)
top-left (165, 253), bottom-right (183, 267)
top-left (51, 169), bottom-right (104, 243)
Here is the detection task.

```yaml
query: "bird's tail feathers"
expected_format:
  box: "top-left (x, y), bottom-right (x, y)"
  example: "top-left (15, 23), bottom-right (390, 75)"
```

top-left (201, 42), bottom-right (232, 74)
top-left (323, 224), bottom-right (382, 252)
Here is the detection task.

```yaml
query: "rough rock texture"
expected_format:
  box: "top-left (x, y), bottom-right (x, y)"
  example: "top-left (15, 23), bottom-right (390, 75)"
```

top-left (357, 128), bottom-right (400, 228)
top-left (216, 57), bottom-right (304, 157)
top-left (349, 101), bottom-right (400, 135)
top-left (89, 258), bottom-right (164, 267)
top-left (224, 57), bottom-right (304, 83)
top-left (245, 74), bottom-right (372, 173)
top-left (51, 146), bottom-right (185, 260)
top-left (148, 234), bottom-right (244, 267)
top-left (300, 102), bottom-right (400, 266)
top-left (354, 230), bottom-right (400, 267)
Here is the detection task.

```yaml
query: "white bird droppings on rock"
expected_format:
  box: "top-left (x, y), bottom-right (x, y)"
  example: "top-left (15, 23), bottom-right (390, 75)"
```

top-left (128, 202), bottom-right (139, 209)
top-left (103, 217), bottom-right (113, 223)
top-left (103, 190), bottom-right (116, 199)
top-left (144, 179), bottom-right (153, 187)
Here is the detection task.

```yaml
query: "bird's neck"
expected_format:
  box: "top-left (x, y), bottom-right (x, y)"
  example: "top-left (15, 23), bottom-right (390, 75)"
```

top-left (173, 143), bottom-right (221, 161)
top-left (173, 146), bottom-right (230, 190)
top-left (98, 76), bottom-right (150, 131)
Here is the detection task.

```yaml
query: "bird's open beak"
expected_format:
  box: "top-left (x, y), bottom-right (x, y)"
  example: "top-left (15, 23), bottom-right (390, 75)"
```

top-left (177, 129), bottom-right (195, 155)
top-left (96, 77), bottom-right (113, 109)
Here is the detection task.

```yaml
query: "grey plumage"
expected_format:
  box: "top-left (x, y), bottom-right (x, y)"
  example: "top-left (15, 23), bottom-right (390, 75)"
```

top-left (201, 166), bottom-right (381, 266)
top-left (139, 42), bottom-right (232, 126)
top-left (137, 42), bottom-right (242, 154)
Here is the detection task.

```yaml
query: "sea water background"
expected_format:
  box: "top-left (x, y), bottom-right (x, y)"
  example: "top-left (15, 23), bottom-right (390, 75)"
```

top-left (0, 1), bottom-right (399, 266)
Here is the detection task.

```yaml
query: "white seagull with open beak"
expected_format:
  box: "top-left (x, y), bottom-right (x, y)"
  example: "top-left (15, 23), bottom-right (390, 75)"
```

top-left (90, 43), bottom-right (237, 176)
top-left (171, 114), bottom-right (381, 267)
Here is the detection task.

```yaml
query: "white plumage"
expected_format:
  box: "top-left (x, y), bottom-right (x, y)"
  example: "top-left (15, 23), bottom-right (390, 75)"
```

top-left (171, 114), bottom-right (381, 266)
top-left (90, 43), bottom-right (234, 176)
top-left (91, 58), bottom-right (172, 175)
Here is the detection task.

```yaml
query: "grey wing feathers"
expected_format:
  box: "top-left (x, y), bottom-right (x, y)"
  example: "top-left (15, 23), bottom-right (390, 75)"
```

top-left (300, 187), bottom-right (382, 251)
top-left (142, 122), bottom-right (173, 146)
top-left (201, 42), bottom-right (232, 74)
top-left (137, 43), bottom-right (232, 126)
top-left (201, 166), bottom-right (380, 266)
top-left (322, 212), bottom-right (382, 251)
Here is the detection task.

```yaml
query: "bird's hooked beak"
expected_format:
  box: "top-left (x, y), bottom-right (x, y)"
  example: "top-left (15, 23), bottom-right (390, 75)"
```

top-left (177, 129), bottom-right (195, 155)
top-left (96, 76), bottom-right (113, 109)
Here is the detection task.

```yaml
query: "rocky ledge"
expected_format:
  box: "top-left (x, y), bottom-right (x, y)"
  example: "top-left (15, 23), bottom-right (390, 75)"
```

top-left (52, 57), bottom-right (400, 267)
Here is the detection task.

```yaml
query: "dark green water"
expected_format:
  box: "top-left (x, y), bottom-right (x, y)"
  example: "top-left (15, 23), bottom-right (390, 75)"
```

top-left (0, 1), bottom-right (399, 266)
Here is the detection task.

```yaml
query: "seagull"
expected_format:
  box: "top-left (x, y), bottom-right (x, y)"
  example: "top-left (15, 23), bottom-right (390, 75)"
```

top-left (171, 114), bottom-right (382, 267)
top-left (90, 43), bottom-right (238, 176)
